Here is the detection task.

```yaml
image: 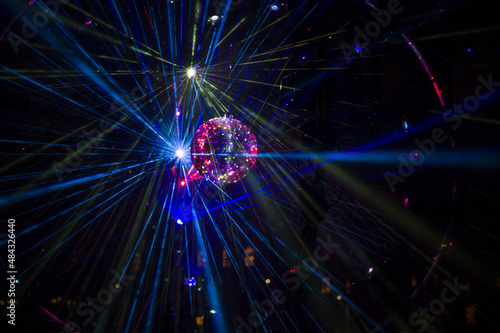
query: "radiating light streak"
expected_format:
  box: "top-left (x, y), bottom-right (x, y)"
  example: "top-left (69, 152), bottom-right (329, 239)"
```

top-left (323, 164), bottom-right (445, 263)
top-left (39, 305), bottom-right (65, 324)
top-left (124, 197), bottom-right (170, 333)
top-left (143, 193), bottom-right (173, 332)
top-left (402, 33), bottom-right (445, 106)
top-left (411, 25), bottom-right (500, 42)
top-left (11, 167), bottom-right (143, 243)
top-left (0, 158), bottom-right (159, 207)
top-left (250, 29), bottom-right (345, 58)
top-left (213, 18), bottom-right (246, 49)
top-left (191, 212), bottom-right (227, 331)
top-left (320, 223), bottom-right (391, 261)
top-left (16, 171), bottom-right (150, 275)
top-left (0, 1), bottom-right (481, 331)
top-left (53, 172), bottom-right (151, 250)
top-left (280, 236), bottom-right (382, 330)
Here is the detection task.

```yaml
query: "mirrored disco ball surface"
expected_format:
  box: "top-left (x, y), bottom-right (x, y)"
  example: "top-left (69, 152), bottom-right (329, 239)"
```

top-left (191, 117), bottom-right (257, 183)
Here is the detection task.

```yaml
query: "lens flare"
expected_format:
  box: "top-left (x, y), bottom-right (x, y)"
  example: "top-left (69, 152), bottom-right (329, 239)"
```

top-left (175, 148), bottom-right (185, 159)
top-left (187, 68), bottom-right (196, 78)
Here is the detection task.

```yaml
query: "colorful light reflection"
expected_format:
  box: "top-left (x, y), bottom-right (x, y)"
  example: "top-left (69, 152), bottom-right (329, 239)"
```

top-left (191, 117), bottom-right (257, 183)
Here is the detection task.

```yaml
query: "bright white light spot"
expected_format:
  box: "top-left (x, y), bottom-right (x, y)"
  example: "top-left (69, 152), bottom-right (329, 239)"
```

top-left (176, 219), bottom-right (183, 225)
top-left (210, 309), bottom-right (217, 314)
top-left (176, 148), bottom-right (185, 158)
top-left (210, 15), bottom-right (219, 22)
top-left (187, 68), bottom-right (196, 78)
top-left (368, 267), bottom-right (374, 274)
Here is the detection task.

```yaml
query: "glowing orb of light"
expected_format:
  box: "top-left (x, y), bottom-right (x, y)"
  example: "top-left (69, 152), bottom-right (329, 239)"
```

top-left (186, 277), bottom-right (196, 287)
top-left (187, 68), bottom-right (196, 78)
top-left (191, 116), bottom-right (257, 183)
top-left (210, 15), bottom-right (219, 23)
top-left (175, 148), bottom-right (185, 159)
top-left (402, 120), bottom-right (409, 132)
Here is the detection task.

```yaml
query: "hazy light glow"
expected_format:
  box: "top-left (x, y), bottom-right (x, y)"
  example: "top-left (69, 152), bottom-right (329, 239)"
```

top-left (187, 68), bottom-right (196, 78)
top-left (175, 148), bottom-right (185, 158)
top-left (186, 277), bottom-right (196, 287)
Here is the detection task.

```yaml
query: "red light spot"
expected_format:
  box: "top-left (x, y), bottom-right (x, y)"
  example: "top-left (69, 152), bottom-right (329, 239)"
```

top-left (290, 269), bottom-right (296, 273)
top-left (180, 180), bottom-right (186, 186)
top-left (22, 147), bottom-right (25, 150)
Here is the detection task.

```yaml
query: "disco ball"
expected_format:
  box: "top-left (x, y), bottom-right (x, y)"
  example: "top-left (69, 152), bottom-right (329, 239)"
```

top-left (191, 116), bottom-right (257, 183)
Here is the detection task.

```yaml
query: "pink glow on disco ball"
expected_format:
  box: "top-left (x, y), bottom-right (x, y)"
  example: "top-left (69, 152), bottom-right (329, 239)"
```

top-left (191, 117), bottom-right (257, 183)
